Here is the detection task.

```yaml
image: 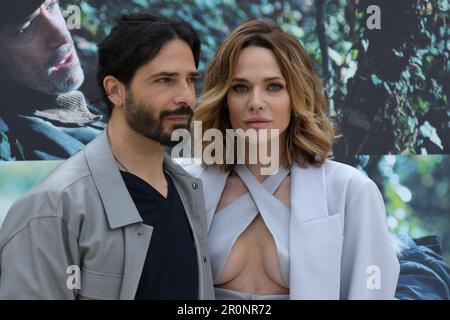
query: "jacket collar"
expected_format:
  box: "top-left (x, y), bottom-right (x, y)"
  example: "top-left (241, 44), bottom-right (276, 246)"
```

top-left (290, 163), bottom-right (329, 223)
top-left (33, 91), bottom-right (102, 125)
top-left (0, 80), bottom-right (100, 125)
top-left (195, 166), bottom-right (229, 230)
top-left (83, 129), bottom-right (197, 229)
top-left (83, 129), bottom-right (142, 229)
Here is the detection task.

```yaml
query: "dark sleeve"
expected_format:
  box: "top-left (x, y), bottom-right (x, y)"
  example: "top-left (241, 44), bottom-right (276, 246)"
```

top-left (396, 235), bottom-right (450, 300)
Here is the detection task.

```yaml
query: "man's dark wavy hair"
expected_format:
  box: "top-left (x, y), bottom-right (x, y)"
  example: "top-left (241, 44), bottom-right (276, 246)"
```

top-left (97, 13), bottom-right (200, 118)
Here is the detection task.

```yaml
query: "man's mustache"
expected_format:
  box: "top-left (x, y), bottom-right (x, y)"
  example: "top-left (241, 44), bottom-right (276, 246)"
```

top-left (160, 105), bottom-right (194, 119)
top-left (45, 43), bottom-right (74, 69)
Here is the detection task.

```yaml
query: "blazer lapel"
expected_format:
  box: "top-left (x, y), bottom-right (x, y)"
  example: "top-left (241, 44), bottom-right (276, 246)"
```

top-left (198, 166), bottom-right (229, 231)
top-left (289, 163), bottom-right (343, 299)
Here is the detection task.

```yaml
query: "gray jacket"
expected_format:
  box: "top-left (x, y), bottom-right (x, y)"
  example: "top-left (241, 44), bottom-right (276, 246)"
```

top-left (0, 131), bottom-right (215, 299)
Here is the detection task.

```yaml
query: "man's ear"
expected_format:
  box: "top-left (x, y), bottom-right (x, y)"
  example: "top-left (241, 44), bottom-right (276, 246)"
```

top-left (103, 75), bottom-right (126, 108)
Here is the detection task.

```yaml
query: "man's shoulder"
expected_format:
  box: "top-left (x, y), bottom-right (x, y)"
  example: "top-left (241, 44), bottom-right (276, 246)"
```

top-left (0, 150), bottom-right (95, 246)
top-left (32, 149), bottom-right (93, 194)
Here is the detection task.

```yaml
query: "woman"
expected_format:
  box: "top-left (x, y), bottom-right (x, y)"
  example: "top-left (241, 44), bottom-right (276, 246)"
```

top-left (186, 19), bottom-right (400, 299)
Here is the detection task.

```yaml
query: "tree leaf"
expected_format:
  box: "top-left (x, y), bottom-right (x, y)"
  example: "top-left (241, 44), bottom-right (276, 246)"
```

top-left (420, 121), bottom-right (443, 150)
top-left (371, 74), bottom-right (383, 86)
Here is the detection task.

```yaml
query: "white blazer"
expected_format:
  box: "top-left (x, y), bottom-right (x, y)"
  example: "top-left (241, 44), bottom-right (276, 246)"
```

top-left (185, 159), bottom-right (400, 299)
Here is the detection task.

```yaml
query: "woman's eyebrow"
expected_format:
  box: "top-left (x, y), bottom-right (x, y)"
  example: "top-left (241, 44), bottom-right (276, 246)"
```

top-left (232, 77), bottom-right (249, 83)
top-left (231, 76), bottom-right (285, 82)
top-left (263, 76), bottom-right (285, 82)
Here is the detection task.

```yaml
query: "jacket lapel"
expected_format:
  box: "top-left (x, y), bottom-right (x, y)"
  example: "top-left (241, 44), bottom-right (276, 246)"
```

top-left (197, 166), bottom-right (229, 231)
top-left (84, 130), bottom-right (152, 299)
top-left (84, 130), bottom-right (142, 228)
top-left (289, 164), bottom-right (343, 299)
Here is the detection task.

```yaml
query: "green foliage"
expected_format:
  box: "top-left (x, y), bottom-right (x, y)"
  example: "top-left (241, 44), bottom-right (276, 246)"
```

top-left (0, 161), bottom-right (61, 227)
top-left (363, 155), bottom-right (450, 264)
top-left (362, 0), bottom-right (449, 153)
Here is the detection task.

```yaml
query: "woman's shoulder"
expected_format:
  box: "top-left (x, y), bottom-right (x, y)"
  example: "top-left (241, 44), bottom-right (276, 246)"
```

top-left (321, 159), bottom-right (377, 192)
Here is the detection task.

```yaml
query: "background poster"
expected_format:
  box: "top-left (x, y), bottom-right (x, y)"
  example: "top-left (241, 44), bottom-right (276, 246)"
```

top-left (0, 0), bottom-right (449, 263)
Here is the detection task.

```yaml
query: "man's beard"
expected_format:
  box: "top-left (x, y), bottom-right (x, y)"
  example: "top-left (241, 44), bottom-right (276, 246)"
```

top-left (124, 91), bottom-right (193, 147)
top-left (44, 43), bottom-right (85, 94)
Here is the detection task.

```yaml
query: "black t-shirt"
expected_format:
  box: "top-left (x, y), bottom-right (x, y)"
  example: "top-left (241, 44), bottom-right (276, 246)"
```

top-left (120, 169), bottom-right (198, 300)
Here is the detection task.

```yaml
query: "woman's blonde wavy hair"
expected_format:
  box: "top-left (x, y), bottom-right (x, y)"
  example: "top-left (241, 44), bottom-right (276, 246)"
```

top-left (194, 19), bottom-right (337, 171)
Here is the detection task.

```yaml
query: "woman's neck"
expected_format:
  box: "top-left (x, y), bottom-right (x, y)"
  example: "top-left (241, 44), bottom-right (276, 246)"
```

top-left (244, 136), bottom-right (287, 182)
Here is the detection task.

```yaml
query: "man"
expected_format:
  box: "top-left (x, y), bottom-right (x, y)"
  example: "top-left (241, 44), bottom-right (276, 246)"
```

top-left (0, 1), bottom-right (104, 161)
top-left (0, 13), bottom-right (214, 299)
